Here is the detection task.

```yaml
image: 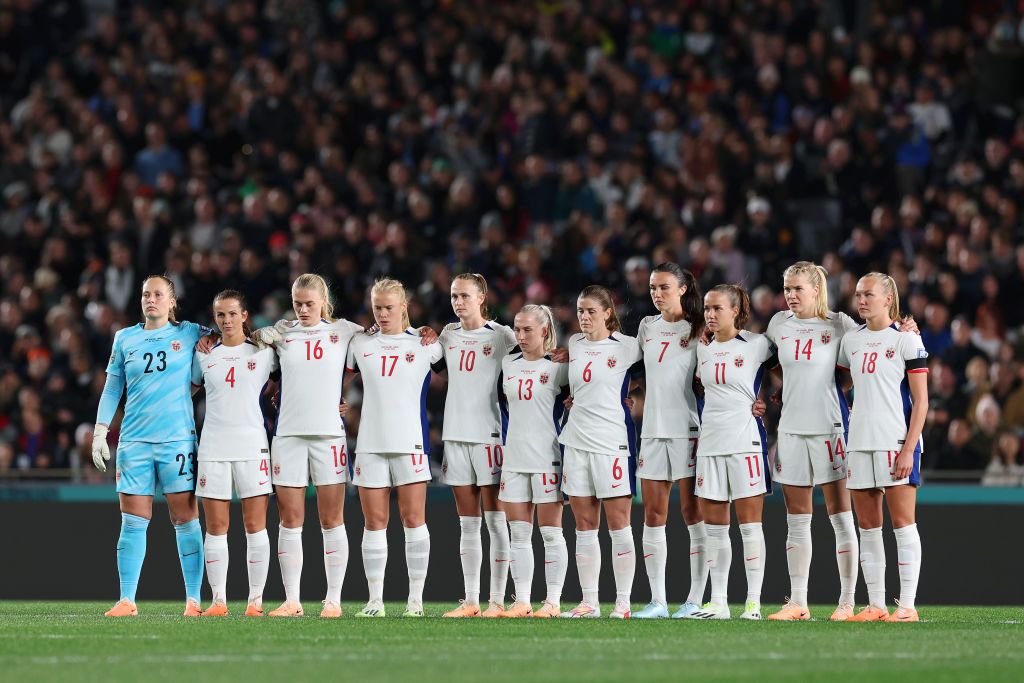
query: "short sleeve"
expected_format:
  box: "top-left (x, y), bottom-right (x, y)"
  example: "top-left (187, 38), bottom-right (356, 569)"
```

top-left (429, 340), bottom-right (444, 364)
top-left (264, 348), bottom-right (280, 373)
top-left (764, 313), bottom-right (781, 345)
top-left (637, 318), bottom-right (648, 342)
top-left (106, 332), bottom-right (125, 376)
top-left (191, 353), bottom-right (204, 386)
top-left (627, 335), bottom-right (643, 365)
top-left (836, 312), bottom-right (860, 334)
top-left (501, 324), bottom-right (517, 351)
top-left (902, 333), bottom-right (929, 372)
top-left (345, 342), bottom-right (357, 373)
top-left (836, 337), bottom-right (850, 369)
top-left (555, 361), bottom-right (570, 387)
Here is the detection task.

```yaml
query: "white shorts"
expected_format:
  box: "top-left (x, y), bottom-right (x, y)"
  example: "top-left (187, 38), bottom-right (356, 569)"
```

top-left (774, 433), bottom-right (848, 486)
top-left (847, 447), bottom-right (922, 490)
top-left (696, 453), bottom-right (769, 502)
top-left (561, 447), bottom-right (634, 499)
top-left (354, 452), bottom-right (432, 488)
top-left (637, 438), bottom-right (697, 481)
top-left (499, 470), bottom-right (562, 504)
top-left (196, 459), bottom-right (272, 500)
top-left (441, 441), bottom-right (503, 486)
top-left (271, 435), bottom-right (349, 487)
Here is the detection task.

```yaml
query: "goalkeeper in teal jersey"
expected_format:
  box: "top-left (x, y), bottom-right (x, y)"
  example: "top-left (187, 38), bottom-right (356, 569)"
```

top-left (92, 275), bottom-right (213, 617)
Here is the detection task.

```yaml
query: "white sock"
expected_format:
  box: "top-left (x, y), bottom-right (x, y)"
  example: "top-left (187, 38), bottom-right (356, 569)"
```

top-left (484, 510), bottom-right (510, 605)
top-left (642, 524), bottom-right (667, 605)
top-left (245, 529), bottom-right (270, 603)
top-left (540, 526), bottom-right (567, 604)
top-left (508, 521), bottom-right (534, 604)
top-left (785, 513), bottom-right (813, 607)
top-left (705, 523), bottom-right (732, 606)
top-left (686, 522), bottom-right (709, 606)
top-left (277, 525), bottom-right (303, 604)
top-left (859, 527), bottom-right (886, 610)
top-left (404, 524), bottom-right (430, 606)
top-left (739, 522), bottom-right (765, 604)
top-left (830, 511), bottom-right (858, 605)
top-left (361, 528), bottom-right (388, 603)
top-left (893, 523), bottom-right (921, 610)
top-left (204, 533), bottom-right (229, 603)
top-left (609, 527), bottom-right (635, 605)
top-left (321, 524), bottom-right (348, 604)
top-left (575, 529), bottom-right (601, 606)
top-left (459, 516), bottom-right (482, 605)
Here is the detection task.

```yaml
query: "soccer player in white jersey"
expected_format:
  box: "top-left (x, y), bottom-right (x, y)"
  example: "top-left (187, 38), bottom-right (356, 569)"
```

top-left (439, 274), bottom-right (518, 618)
top-left (633, 263), bottom-right (710, 620)
top-left (345, 279), bottom-right (443, 618)
top-left (252, 274), bottom-right (363, 618)
top-left (687, 285), bottom-right (776, 621)
top-left (191, 290), bottom-right (277, 617)
top-left (497, 305), bottom-right (570, 618)
top-left (838, 273), bottom-right (928, 623)
top-left (559, 285), bottom-right (642, 619)
top-left (763, 262), bottom-right (861, 621)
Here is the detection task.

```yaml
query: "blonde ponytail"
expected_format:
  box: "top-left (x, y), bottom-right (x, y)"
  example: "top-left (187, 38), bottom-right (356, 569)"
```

top-left (292, 273), bottom-right (335, 322)
top-left (783, 261), bottom-right (830, 320)
top-left (519, 304), bottom-right (557, 352)
top-left (371, 278), bottom-right (412, 329)
top-left (864, 271), bottom-right (900, 321)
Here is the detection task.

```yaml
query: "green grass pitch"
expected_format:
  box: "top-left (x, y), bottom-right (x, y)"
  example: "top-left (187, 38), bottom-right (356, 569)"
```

top-left (0, 603), bottom-right (1021, 682)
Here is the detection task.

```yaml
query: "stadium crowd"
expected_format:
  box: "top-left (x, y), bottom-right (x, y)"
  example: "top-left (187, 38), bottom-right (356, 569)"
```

top-left (1, 0), bottom-right (1024, 485)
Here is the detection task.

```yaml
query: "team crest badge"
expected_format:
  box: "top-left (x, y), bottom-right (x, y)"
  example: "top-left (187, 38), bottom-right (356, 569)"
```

top-left (171, 340), bottom-right (181, 352)
top-left (499, 481), bottom-right (505, 491)
top-left (885, 347), bottom-right (896, 359)
top-left (115, 469), bottom-right (121, 483)
top-left (696, 475), bottom-right (704, 488)
top-left (482, 344), bottom-right (493, 357)
top-left (539, 372), bottom-right (550, 385)
top-left (248, 360), bottom-right (256, 371)
top-left (405, 351), bottom-right (416, 363)
top-left (680, 337), bottom-right (689, 348)
top-left (199, 475), bottom-right (206, 488)
top-left (734, 355), bottom-right (744, 368)
top-left (330, 334), bottom-right (339, 344)
top-left (273, 463), bottom-right (281, 476)
top-left (638, 457), bottom-right (644, 469)
top-left (607, 356), bottom-right (617, 368)
top-left (775, 457), bottom-right (782, 473)
top-left (355, 466), bottom-right (361, 476)
top-left (442, 462), bottom-right (448, 474)
top-left (821, 331), bottom-right (832, 345)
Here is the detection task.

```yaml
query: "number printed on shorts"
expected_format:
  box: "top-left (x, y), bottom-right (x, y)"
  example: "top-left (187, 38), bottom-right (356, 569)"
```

top-left (485, 445), bottom-right (503, 469)
top-left (612, 458), bottom-right (623, 480)
top-left (305, 340), bottom-right (324, 361)
top-left (331, 444), bottom-right (347, 468)
top-left (744, 454), bottom-right (762, 479)
top-left (825, 437), bottom-right (846, 462)
top-left (542, 472), bottom-right (560, 486)
top-left (259, 459), bottom-right (269, 475)
top-left (176, 451), bottom-right (197, 478)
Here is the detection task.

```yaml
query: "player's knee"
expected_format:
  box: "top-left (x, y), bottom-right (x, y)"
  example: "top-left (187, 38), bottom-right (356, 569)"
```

top-left (679, 500), bottom-right (700, 525)
top-left (644, 509), bottom-right (667, 527)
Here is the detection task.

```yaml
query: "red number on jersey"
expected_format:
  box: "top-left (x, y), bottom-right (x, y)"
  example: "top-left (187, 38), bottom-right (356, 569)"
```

top-left (794, 338), bottom-right (812, 360)
top-left (459, 349), bottom-right (476, 372)
top-left (825, 438), bottom-right (846, 462)
top-left (305, 340), bottom-right (324, 360)
top-left (658, 341), bottom-right (670, 363)
top-left (381, 355), bottom-right (398, 376)
top-left (331, 444), bottom-right (347, 467)
top-left (485, 445), bottom-right (503, 468)
top-left (518, 378), bottom-right (533, 400)
top-left (861, 352), bottom-right (878, 374)
top-left (714, 362), bottom-right (726, 384)
top-left (225, 367), bottom-right (235, 388)
top-left (259, 459), bottom-right (269, 475)
top-left (611, 458), bottom-right (623, 480)
top-left (582, 361), bottom-right (592, 382)
top-left (542, 472), bottom-right (560, 486)
top-left (411, 453), bottom-right (424, 466)
top-left (745, 455), bottom-right (762, 479)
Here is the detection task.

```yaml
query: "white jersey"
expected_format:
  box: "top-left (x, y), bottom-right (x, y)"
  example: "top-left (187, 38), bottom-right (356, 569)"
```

top-left (765, 310), bottom-right (859, 436)
top-left (637, 315), bottom-right (700, 439)
top-left (274, 318), bottom-right (363, 437)
top-left (347, 329), bottom-right (444, 454)
top-left (192, 341), bottom-right (277, 461)
top-left (837, 323), bottom-right (929, 452)
top-left (499, 354), bottom-right (570, 473)
top-left (440, 322), bottom-right (518, 443)
top-left (696, 332), bottom-right (776, 457)
top-left (558, 333), bottom-right (643, 456)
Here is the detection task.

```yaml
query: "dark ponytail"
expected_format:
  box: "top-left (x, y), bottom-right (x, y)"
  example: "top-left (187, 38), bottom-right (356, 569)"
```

top-left (709, 283), bottom-right (751, 329)
top-left (213, 289), bottom-right (254, 338)
top-left (653, 262), bottom-right (703, 341)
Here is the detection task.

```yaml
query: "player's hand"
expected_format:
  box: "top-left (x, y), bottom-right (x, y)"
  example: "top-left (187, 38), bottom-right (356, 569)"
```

top-left (898, 315), bottom-right (919, 335)
top-left (196, 333), bottom-right (219, 353)
top-left (254, 320), bottom-right (289, 349)
top-left (418, 326), bottom-right (439, 345)
top-left (752, 399), bottom-right (766, 417)
top-left (550, 347), bottom-right (569, 363)
top-left (563, 395), bottom-right (574, 410)
top-left (700, 328), bottom-right (713, 346)
top-left (92, 423), bottom-right (110, 472)
top-left (769, 389), bottom-right (782, 406)
top-left (339, 400), bottom-right (349, 417)
top-left (892, 446), bottom-right (915, 480)
top-left (624, 397), bottom-right (635, 410)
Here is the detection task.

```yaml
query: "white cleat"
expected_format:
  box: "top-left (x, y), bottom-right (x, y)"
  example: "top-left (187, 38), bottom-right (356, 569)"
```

top-left (684, 602), bottom-right (731, 620)
top-left (671, 602), bottom-right (701, 619)
top-left (609, 600), bottom-right (631, 619)
top-left (559, 601), bottom-right (601, 618)
top-left (739, 600), bottom-right (762, 620)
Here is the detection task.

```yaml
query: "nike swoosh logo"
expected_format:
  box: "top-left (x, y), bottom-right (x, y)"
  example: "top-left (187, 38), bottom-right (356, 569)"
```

top-left (644, 338), bottom-right (652, 342)
top-left (850, 350), bottom-right (858, 355)
top-left (745, 556), bottom-right (759, 561)
top-left (182, 551), bottom-right (199, 557)
top-left (616, 551), bottom-right (631, 557)
top-left (544, 488), bottom-right (556, 493)
top-left (838, 550), bottom-right (851, 554)
top-left (249, 560), bottom-right (263, 564)
top-left (832, 465), bottom-right (843, 471)
top-left (780, 336), bottom-right (789, 340)
top-left (611, 483), bottom-right (623, 488)
top-left (898, 562), bottom-right (911, 566)
top-left (415, 468), bottom-right (425, 474)
top-left (544, 560), bottom-right (556, 564)
top-left (749, 481), bottom-right (760, 487)
top-left (284, 339), bottom-right (296, 344)
top-left (258, 480), bottom-right (268, 486)
top-left (363, 353), bottom-right (374, 357)
top-left (786, 546), bottom-right (796, 551)
top-left (494, 559), bottom-right (509, 563)
top-left (277, 552), bottom-right (287, 556)
top-left (643, 553), bottom-right (654, 558)
top-left (205, 560), bottom-right (219, 564)
top-left (325, 550), bottom-right (339, 555)
top-left (490, 470), bottom-right (500, 475)
top-left (690, 551), bottom-right (701, 556)
top-left (700, 361), bottom-right (708, 366)
top-left (206, 364), bottom-right (216, 369)
top-left (335, 469), bottom-right (345, 475)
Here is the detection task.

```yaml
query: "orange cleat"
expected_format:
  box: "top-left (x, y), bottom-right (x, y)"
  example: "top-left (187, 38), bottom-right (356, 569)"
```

top-left (104, 599), bottom-right (138, 617)
top-left (768, 599), bottom-right (811, 621)
top-left (502, 601), bottom-right (533, 618)
top-left (443, 601), bottom-right (481, 618)
top-left (847, 605), bottom-right (889, 622)
top-left (885, 603), bottom-right (919, 622)
top-left (481, 601), bottom-right (506, 618)
top-left (202, 601), bottom-right (229, 617)
top-left (245, 600), bottom-right (265, 617)
top-left (320, 600), bottom-right (343, 618)
top-left (183, 598), bottom-right (202, 617)
top-left (268, 600), bottom-right (304, 617)
top-left (830, 603), bottom-right (855, 622)
top-left (532, 600), bottom-right (560, 618)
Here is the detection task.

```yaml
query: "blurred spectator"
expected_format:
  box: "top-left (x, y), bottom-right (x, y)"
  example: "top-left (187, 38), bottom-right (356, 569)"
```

top-left (981, 431), bottom-right (1024, 487)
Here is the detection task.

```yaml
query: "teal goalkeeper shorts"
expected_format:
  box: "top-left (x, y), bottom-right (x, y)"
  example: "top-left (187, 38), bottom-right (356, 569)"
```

top-left (115, 440), bottom-right (198, 496)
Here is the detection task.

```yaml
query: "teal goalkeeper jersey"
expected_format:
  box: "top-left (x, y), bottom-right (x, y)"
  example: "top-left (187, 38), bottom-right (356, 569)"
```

top-left (106, 321), bottom-right (209, 444)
